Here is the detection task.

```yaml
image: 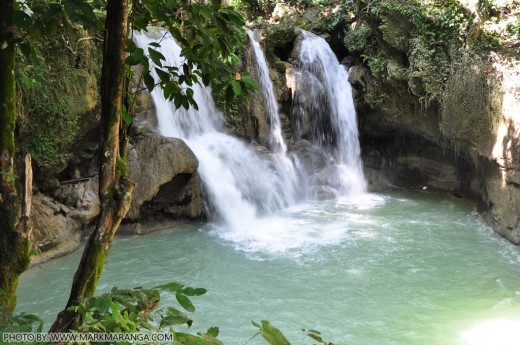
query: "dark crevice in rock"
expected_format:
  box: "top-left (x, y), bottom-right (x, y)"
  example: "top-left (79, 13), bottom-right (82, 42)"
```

top-left (274, 40), bottom-right (293, 61)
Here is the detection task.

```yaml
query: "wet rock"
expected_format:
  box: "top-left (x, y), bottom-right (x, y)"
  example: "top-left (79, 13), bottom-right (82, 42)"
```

top-left (41, 178), bottom-right (61, 192)
top-left (310, 185), bottom-right (339, 200)
top-left (53, 186), bottom-right (79, 207)
top-left (126, 134), bottom-right (203, 221)
top-left (289, 140), bottom-right (329, 175)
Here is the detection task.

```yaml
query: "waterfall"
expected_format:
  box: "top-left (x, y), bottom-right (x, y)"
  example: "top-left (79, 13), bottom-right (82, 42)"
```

top-left (246, 28), bottom-right (300, 201)
top-left (246, 29), bottom-right (286, 154)
top-left (133, 30), bottom-right (296, 231)
top-left (292, 30), bottom-right (366, 196)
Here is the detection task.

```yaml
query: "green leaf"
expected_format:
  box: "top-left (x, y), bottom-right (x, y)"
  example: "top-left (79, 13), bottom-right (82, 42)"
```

top-left (13, 10), bottom-right (33, 30)
top-left (154, 282), bottom-right (184, 292)
top-left (174, 95), bottom-right (183, 109)
top-left (176, 292), bottom-right (195, 312)
top-left (256, 320), bottom-right (291, 345)
top-left (174, 332), bottom-right (223, 345)
top-left (167, 0), bottom-right (177, 10)
top-left (307, 333), bottom-right (324, 343)
top-left (188, 96), bottom-right (199, 111)
top-left (143, 73), bottom-right (155, 92)
top-left (223, 10), bottom-right (245, 26)
top-left (125, 38), bottom-right (137, 52)
top-left (182, 97), bottom-right (189, 110)
top-left (163, 82), bottom-right (174, 100)
top-left (160, 307), bottom-right (192, 327)
top-left (231, 80), bottom-right (242, 96)
top-left (121, 104), bottom-right (132, 126)
top-left (155, 68), bottom-right (170, 83)
top-left (149, 48), bottom-right (165, 67)
top-left (207, 327), bottom-right (219, 337)
top-left (182, 63), bottom-right (190, 78)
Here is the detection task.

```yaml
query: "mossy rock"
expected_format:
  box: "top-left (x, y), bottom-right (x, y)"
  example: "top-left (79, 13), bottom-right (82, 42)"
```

top-left (16, 28), bottom-right (101, 176)
top-left (441, 54), bottom-right (502, 155)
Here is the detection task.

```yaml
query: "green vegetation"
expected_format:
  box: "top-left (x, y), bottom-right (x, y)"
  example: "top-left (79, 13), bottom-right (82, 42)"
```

top-left (2, 0), bottom-right (263, 334)
top-left (346, 0), bottom-right (519, 98)
top-left (18, 51), bottom-right (79, 170)
top-left (1, 282), bottom-right (334, 344)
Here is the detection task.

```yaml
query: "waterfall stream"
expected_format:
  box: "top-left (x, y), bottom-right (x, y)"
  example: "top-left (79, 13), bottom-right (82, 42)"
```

top-left (133, 28), bottom-right (369, 251)
top-left (246, 29), bottom-right (286, 154)
top-left (246, 28), bottom-right (299, 203)
top-left (133, 30), bottom-right (296, 234)
top-left (293, 30), bottom-right (367, 195)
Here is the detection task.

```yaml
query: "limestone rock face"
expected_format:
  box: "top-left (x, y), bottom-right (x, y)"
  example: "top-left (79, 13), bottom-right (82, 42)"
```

top-left (30, 177), bottom-right (100, 265)
top-left (289, 140), bottom-right (329, 175)
top-left (127, 135), bottom-right (203, 221)
top-left (129, 70), bottom-right (158, 136)
top-left (349, 30), bottom-right (520, 244)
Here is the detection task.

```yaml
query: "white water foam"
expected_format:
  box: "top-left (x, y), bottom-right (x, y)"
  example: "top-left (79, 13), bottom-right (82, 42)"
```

top-left (293, 30), bottom-right (367, 196)
top-left (246, 28), bottom-right (300, 201)
top-left (134, 30), bottom-right (294, 231)
top-left (134, 29), bottom-right (373, 254)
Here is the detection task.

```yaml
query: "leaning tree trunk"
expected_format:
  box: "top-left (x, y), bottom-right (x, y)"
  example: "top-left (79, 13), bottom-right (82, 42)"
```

top-left (50, 0), bottom-right (135, 332)
top-left (0, 0), bottom-right (33, 315)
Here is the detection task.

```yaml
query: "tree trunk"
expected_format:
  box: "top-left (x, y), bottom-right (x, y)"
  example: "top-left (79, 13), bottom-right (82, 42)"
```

top-left (0, 0), bottom-right (33, 314)
top-left (50, 0), bottom-right (135, 332)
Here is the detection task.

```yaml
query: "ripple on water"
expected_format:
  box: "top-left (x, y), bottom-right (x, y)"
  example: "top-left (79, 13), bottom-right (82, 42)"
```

top-left (15, 191), bottom-right (520, 345)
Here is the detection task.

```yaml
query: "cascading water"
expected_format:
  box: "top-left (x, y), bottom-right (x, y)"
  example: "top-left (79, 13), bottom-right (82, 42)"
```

top-left (246, 29), bottom-right (286, 153)
top-left (246, 28), bottom-right (299, 200)
top-left (133, 28), bottom-right (369, 253)
top-left (133, 30), bottom-right (295, 232)
top-left (292, 29), bottom-right (367, 196)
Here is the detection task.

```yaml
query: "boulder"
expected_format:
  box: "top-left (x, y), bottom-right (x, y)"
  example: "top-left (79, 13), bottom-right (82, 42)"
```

top-left (289, 139), bottom-right (329, 175)
top-left (30, 194), bottom-right (82, 265)
top-left (126, 135), bottom-right (203, 221)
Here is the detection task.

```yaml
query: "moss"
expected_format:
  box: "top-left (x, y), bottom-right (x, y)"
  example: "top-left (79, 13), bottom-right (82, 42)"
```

top-left (441, 54), bottom-right (503, 154)
top-left (115, 156), bottom-right (128, 180)
top-left (0, 201), bottom-right (30, 312)
top-left (80, 243), bottom-right (108, 303)
top-left (16, 29), bottom-right (101, 172)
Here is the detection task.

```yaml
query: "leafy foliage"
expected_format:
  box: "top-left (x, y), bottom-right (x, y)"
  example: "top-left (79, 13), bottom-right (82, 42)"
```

top-left (344, 24), bottom-right (372, 52)
top-left (16, 28), bottom-right (101, 170)
top-left (348, 0), bottom-right (474, 99)
top-left (72, 283), bottom-right (208, 337)
top-left (67, 282), bottom-right (335, 345)
top-left (13, 0), bottom-right (101, 59)
top-left (0, 300), bottom-right (43, 345)
top-left (125, 0), bottom-right (258, 114)
top-left (252, 320), bottom-right (291, 345)
top-left (231, 0), bottom-right (277, 19)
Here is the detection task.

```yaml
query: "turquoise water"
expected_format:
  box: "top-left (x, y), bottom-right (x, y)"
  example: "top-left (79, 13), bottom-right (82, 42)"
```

top-left (17, 192), bottom-right (520, 344)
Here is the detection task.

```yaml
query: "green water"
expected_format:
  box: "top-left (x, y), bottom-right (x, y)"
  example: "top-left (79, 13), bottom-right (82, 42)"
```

top-left (16, 192), bottom-right (520, 344)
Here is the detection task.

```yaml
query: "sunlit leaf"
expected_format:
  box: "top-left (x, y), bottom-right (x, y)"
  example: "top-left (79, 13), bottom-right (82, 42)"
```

top-left (154, 282), bottom-right (184, 292)
top-left (176, 293), bottom-right (195, 312)
top-left (121, 104), bottom-right (132, 126)
top-left (160, 307), bottom-right (192, 327)
top-left (256, 320), bottom-right (291, 345)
